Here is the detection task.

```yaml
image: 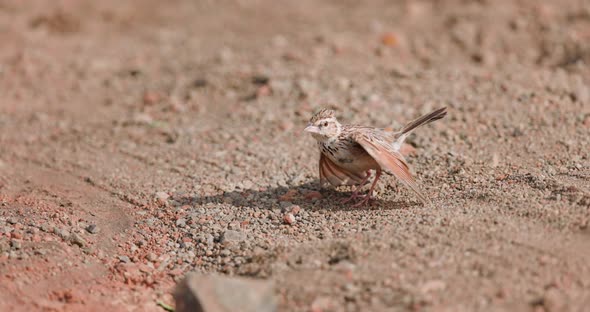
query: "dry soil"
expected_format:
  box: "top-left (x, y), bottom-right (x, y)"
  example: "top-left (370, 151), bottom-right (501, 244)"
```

top-left (1, 0), bottom-right (589, 311)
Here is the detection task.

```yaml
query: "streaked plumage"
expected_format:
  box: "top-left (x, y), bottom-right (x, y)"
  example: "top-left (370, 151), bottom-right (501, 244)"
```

top-left (305, 107), bottom-right (447, 205)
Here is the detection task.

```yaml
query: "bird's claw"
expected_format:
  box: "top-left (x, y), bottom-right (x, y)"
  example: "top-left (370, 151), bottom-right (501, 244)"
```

top-left (352, 195), bottom-right (375, 207)
top-left (341, 193), bottom-right (375, 207)
top-left (340, 192), bottom-right (364, 204)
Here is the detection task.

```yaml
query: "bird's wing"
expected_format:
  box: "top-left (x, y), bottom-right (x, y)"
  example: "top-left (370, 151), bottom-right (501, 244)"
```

top-left (319, 153), bottom-right (367, 187)
top-left (351, 131), bottom-right (429, 203)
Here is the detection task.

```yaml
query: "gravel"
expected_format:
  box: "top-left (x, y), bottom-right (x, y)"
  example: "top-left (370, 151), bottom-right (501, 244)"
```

top-left (2, 1), bottom-right (590, 311)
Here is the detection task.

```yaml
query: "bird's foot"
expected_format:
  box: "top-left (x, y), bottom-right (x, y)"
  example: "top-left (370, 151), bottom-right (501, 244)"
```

top-left (341, 192), bottom-right (375, 207)
top-left (340, 191), bottom-right (364, 204)
top-left (351, 194), bottom-right (375, 207)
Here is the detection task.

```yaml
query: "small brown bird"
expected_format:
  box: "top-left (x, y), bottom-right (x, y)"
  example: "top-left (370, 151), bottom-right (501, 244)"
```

top-left (304, 107), bottom-right (447, 206)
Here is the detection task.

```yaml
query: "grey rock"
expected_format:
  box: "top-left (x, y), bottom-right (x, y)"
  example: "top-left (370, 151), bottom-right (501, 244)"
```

top-left (174, 273), bottom-right (276, 312)
top-left (53, 227), bottom-right (70, 240)
top-left (70, 233), bottom-right (86, 247)
top-left (279, 201), bottom-right (292, 210)
top-left (40, 224), bottom-right (51, 233)
top-left (176, 218), bottom-right (187, 227)
top-left (202, 234), bottom-right (215, 245)
top-left (86, 224), bottom-right (99, 234)
top-left (118, 255), bottom-right (131, 263)
top-left (220, 230), bottom-right (246, 244)
top-left (10, 240), bottom-right (21, 250)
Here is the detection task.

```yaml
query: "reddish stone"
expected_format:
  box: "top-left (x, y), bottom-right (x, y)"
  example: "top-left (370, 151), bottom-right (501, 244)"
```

top-left (256, 85), bottom-right (272, 97)
top-left (283, 213), bottom-right (296, 225)
top-left (143, 91), bottom-right (160, 105)
top-left (381, 32), bottom-right (398, 47)
top-left (304, 191), bottom-right (322, 200)
top-left (279, 189), bottom-right (298, 202)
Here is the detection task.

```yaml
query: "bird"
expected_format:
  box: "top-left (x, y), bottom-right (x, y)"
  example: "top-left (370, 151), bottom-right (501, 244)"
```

top-left (304, 107), bottom-right (447, 206)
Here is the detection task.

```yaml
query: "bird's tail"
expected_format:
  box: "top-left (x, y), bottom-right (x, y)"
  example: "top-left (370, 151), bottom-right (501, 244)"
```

top-left (394, 107), bottom-right (447, 148)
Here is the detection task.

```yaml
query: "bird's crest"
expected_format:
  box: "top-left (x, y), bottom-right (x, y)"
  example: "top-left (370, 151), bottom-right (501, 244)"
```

top-left (310, 108), bottom-right (336, 123)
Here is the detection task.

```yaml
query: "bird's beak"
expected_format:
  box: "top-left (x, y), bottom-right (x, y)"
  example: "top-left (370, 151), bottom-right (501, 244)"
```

top-left (304, 124), bottom-right (320, 133)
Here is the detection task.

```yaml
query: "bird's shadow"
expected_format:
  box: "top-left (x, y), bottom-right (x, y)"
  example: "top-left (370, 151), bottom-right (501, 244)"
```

top-left (181, 180), bottom-right (420, 212)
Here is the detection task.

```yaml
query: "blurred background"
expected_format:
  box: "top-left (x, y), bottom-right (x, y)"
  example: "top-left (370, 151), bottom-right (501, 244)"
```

top-left (1, 0), bottom-right (589, 311)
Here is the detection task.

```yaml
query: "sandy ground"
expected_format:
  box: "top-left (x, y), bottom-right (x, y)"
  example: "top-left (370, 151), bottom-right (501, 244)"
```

top-left (1, 0), bottom-right (590, 311)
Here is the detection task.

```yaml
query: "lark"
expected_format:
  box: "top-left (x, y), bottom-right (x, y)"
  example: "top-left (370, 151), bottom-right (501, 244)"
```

top-left (304, 107), bottom-right (447, 206)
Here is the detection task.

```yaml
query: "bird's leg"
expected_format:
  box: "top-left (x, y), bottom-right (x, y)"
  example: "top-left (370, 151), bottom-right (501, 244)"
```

top-left (353, 169), bottom-right (382, 207)
top-left (340, 171), bottom-right (371, 204)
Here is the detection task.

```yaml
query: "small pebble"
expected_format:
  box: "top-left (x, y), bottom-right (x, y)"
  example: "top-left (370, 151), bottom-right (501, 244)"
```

top-left (10, 240), bottom-right (22, 250)
top-left (147, 252), bottom-right (158, 262)
top-left (70, 233), bottom-right (86, 247)
top-left (155, 192), bottom-right (170, 206)
top-left (283, 213), bottom-right (296, 225)
top-left (143, 91), bottom-right (160, 105)
top-left (118, 255), bottom-right (131, 263)
top-left (221, 230), bottom-right (246, 243)
top-left (53, 227), bottom-right (70, 240)
top-left (85, 224), bottom-right (99, 234)
top-left (279, 201), bottom-right (292, 211)
top-left (192, 78), bottom-right (208, 88)
top-left (304, 191), bottom-right (323, 201)
top-left (252, 75), bottom-right (270, 85)
top-left (176, 218), bottom-right (187, 228)
top-left (279, 189), bottom-right (298, 202)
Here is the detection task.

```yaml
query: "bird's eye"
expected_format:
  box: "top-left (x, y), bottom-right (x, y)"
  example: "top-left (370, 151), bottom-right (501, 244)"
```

top-left (322, 122), bottom-right (328, 127)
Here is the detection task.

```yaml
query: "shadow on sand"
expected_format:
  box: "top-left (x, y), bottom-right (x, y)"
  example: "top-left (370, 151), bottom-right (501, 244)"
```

top-left (182, 180), bottom-right (420, 212)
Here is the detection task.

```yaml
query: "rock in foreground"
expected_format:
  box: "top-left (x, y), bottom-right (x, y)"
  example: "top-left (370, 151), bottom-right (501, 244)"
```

top-left (174, 273), bottom-right (276, 312)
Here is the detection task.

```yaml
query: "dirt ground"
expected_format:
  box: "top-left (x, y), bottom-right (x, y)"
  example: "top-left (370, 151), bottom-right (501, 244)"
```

top-left (1, 0), bottom-right (589, 311)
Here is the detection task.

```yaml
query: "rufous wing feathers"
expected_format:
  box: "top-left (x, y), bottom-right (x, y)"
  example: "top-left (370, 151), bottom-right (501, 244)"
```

top-left (319, 153), bottom-right (367, 187)
top-left (353, 133), bottom-right (429, 203)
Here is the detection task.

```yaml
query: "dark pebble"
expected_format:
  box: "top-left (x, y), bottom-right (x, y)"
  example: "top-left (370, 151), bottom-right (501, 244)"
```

top-left (86, 224), bottom-right (99, 234)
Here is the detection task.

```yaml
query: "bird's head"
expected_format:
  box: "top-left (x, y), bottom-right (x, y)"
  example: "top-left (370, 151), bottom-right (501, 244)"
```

top-left (304, 108), bottom-right (342, 142)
